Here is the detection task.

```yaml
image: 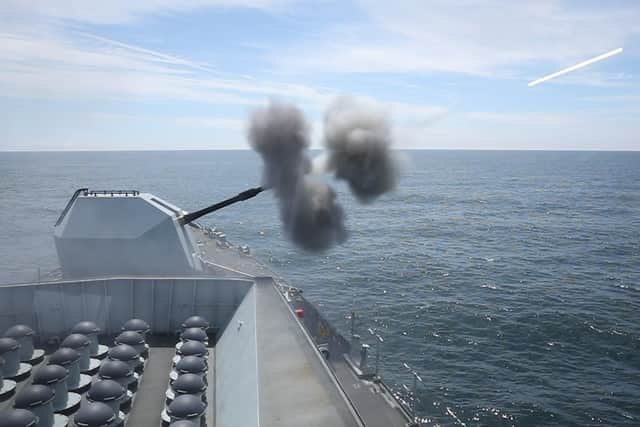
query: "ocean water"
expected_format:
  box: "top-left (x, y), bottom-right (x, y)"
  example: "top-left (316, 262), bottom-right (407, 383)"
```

top-left (1, 150), bottom-right (639, 426)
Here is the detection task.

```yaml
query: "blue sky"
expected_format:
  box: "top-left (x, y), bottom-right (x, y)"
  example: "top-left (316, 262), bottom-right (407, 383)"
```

top-left (1, 0), bottom-right (639, 151)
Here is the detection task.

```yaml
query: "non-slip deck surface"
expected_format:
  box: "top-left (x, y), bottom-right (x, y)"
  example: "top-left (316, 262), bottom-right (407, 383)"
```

top-left (332, 360), bottom-right (410, 427)
top-left (255, 278), bottom-right (361, 427)
top-left (126, 347), bottom-right (174, 426)
top-left (125, 346), bottom-right (216, 426)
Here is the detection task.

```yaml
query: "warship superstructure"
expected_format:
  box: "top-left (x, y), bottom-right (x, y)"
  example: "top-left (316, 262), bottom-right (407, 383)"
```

top-left (0, 188), bottom-right (417, 426)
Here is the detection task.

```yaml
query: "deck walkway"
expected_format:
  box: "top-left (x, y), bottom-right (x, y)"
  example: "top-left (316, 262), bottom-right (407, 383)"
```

top-left (126, 347), bottom-right (174, 426)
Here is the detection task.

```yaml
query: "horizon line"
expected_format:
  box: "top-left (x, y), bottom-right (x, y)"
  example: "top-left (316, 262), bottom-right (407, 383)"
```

top-left (2, 148), bottom-right (639, 153)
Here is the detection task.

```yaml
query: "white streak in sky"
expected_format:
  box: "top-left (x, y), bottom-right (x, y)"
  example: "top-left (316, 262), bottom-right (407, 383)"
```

top-left (528, 48), bottom-right (623, 87)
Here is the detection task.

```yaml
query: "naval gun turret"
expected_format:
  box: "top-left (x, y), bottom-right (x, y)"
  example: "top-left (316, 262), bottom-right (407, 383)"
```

top-left (54, 188), bottom-right (263, 279)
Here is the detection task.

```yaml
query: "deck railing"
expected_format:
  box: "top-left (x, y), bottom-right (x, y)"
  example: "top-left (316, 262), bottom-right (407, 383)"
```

top-left (54, 187), bottom-right (88, 226)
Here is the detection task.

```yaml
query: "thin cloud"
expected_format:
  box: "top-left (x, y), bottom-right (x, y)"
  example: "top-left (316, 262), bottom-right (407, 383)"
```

top-left (0, 29), bottom-right (327, 106)
top-left (0, 27), bottom-right (444, 115)
top-left (175, 116), bottom-right (245, 130)
top-left (0, 25), bottom-right (449, 150)
top-left (273, 0), bottom-right (639, 79)
top-left (2, 0), bottom-right (637, 151)
top-left (396, 111), bottom-right (639, 150)
top-left (73, 32), bottom-right (220, 74)
top-left (532, 70), bottom-right (634, 88)
top-left (1, 0), bottom-right (294, 24)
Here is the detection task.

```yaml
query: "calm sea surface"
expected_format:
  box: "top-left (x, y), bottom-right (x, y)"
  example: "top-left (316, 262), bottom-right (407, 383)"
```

top-left (1, 150), bottom-right (639, 426)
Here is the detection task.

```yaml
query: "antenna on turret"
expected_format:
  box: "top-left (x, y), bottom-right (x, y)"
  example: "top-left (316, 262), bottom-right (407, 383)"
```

top-left (179, 187), bottom-right (265, 225)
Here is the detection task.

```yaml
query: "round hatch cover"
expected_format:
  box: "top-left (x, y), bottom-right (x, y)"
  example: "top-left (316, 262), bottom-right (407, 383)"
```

top-left (71, 321), bottom-right (100, 335)
top-left (98, 360), bottom-right (133, 380)
top-left (181, 316), bottom-right (209, 330)
top-left (180, 328), bottom-right (207, 343)
top-left (172, 374), bottom-right (206, 394)
top-left (115, 331), bottom-right (145, 347)
top-left (166, 394), bottom-right (206, 419)
top-left (176, 356), bottom-right (207, 374)
top-left (0, 408), bottom-right (39, 427)
top-left (121, 318), bottom-right (150, 334)
top-left (33, 365), bottom-right (68, 385)
top-left (61, 333), bottom-right (90, 349)
top-left (0, 337), bottom-right (19, 353)
top-left (87, 379), bottom-right (126, 402)
top-left (108, 344), bottom-right (139, 361)
top-left (14, 384), bottom-right (55, 408)
top-left (3, 325), bottom-right (35, 339)
top-left (177, 341), bottom-right (207, 357)
top-left (48, 347), bottom-right (80, 366)
top-left (74, 402), bottom-right (116, 427)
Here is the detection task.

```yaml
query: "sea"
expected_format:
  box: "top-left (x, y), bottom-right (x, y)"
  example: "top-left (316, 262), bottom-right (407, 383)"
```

top-left (1, 150), bottom-right (638, 426)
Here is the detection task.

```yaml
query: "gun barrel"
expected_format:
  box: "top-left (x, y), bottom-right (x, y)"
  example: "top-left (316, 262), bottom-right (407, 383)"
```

top-left (179, 186), bottom-right (264, 225)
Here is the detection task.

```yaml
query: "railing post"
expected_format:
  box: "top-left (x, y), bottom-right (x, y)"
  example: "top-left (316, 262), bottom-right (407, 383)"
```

top-left (402, 362), bottom-right (423, 419)
top-left (368, 328), bottom-right (384, 381)
top-left (359, 343), bottom-right (370, 370)
top-left (350, 311), bottom-right (356, 338)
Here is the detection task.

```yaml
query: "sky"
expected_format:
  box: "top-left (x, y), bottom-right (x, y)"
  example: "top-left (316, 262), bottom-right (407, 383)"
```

top-left (0, 0), bottom-right (639, 151)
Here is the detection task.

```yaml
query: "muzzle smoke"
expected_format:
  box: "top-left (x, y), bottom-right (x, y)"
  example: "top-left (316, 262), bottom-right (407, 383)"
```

top-left (323, 96), bottom-right (399, 203)
top-left (248, 101), bottom-right (347, 251)
top-left (248, 96), bottom-right (399, 251)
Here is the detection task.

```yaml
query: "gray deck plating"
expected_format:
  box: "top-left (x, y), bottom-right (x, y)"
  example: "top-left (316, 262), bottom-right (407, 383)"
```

top-left (255, 277), bottom-right (361, 427)
top-left (195, 228), bottom-right (414, 427)
top-left (332, 360), bottom-right (411, 427)
top-left (126, 348), bottom-right (175, 426)
top-left (0, 224), bottom-right (412, 426)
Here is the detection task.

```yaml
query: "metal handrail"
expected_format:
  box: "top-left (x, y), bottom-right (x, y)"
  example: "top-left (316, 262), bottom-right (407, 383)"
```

top-left (85, 190), bottom-right (140, 196)
top-left (55, 188), bottom-right (142, 227)
top-left (54, 188), bottom-right (88, 226)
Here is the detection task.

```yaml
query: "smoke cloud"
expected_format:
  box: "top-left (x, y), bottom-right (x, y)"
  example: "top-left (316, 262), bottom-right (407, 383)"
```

top-left (248, 101), bottom-right (347, 251)
top-left (248, 96), bottom-right (399, 251)
top-left (323, 96), bottom-right (399, 203)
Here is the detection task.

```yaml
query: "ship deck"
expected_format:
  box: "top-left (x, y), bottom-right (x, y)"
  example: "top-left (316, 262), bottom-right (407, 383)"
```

top-left (0, 276), bottom-right (378, 427)
top-left (0, 225), bottom-right (413, 426)
top-left (0, 339), bottom-right (216, 426)
top-left (193, 227), bottom-right (414, 427)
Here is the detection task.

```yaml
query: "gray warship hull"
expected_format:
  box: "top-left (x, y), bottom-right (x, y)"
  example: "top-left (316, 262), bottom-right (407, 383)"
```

top-left (0, 189), bottom-right (416, 426)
